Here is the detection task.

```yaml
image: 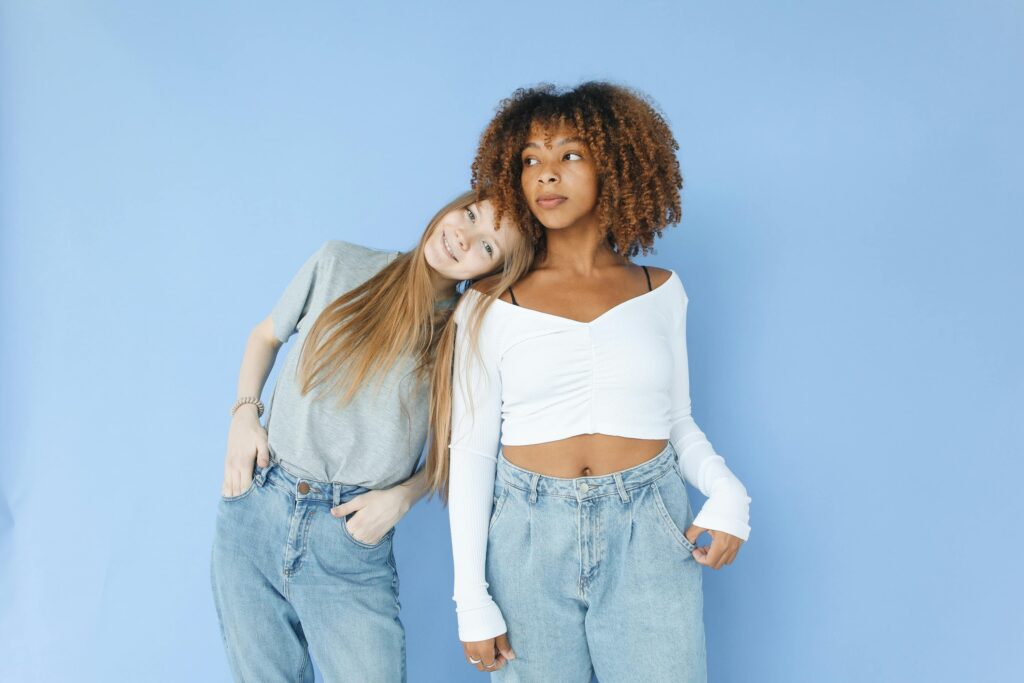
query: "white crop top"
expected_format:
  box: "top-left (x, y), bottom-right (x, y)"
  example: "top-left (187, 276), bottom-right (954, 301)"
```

top-left (447, 271), bottom-right (752, 641)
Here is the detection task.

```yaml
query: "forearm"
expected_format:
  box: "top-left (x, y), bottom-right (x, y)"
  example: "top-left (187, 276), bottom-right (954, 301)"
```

top-left (394, 463), bottom-right (430, 511)
top-left (672, 416), bottom-right (751, 540)
top-left (234, 316), bottom-right (283, 415)
top-left (449, 448), bottom-right (506, 641)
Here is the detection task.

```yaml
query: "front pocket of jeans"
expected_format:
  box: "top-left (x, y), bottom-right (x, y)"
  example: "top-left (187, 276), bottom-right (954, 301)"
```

top-left (488, 487), bottom-right (510, 532)
top-left (219, 466), bottom-right (267, 502)
top-left (340, 516), bottom-right (394, 550)
top-left (651, 481), bottom-right (697, 553)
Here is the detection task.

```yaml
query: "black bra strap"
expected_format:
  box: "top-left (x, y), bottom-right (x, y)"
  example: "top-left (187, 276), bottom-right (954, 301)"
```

top-left (508, 287), bottom-right (519, 306)
top-left (641, 265), bottom-right (652, 292)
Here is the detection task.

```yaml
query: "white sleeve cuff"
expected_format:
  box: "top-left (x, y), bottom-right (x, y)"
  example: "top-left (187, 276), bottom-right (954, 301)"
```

top-left (455, 601), bottom-right (508, 642)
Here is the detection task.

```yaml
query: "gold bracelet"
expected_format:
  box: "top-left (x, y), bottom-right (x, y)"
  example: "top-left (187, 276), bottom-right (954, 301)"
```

top-left (231, 396), bottom-right (264, 418)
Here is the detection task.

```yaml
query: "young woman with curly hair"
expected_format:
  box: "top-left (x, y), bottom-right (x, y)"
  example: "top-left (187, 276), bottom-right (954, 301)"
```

top-left (210, 190), bottom-right (532, 683)
top-left (429, 83), bottom-right (752, 681)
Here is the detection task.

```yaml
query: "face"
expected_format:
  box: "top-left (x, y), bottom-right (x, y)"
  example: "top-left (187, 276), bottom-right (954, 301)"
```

top-left (423, 199), bottom-right (517, 281)
top-left (520, 122), bottom-right (599, 231)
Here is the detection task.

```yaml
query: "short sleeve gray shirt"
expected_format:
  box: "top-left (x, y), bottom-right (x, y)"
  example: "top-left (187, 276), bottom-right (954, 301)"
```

top-left (264, 240), bottom-right (427, 488)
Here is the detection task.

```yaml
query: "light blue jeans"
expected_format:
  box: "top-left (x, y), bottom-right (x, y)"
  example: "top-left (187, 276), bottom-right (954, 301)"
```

top-left (487, 443), bottom-right (707, 682)
top-left (210, 462), bottom-right (405, 682)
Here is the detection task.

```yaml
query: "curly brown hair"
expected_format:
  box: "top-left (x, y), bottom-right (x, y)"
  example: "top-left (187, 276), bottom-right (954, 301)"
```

top-left (471, 81), bottom-right (683, 258)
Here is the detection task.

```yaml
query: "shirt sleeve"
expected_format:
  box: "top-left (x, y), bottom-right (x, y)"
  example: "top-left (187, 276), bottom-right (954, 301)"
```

top-left (447, 293), bottom-right (508, 641)
top-left (269, 243), bottom-right (326, 344)
top-left (668, 280), bottom-right (752, 541)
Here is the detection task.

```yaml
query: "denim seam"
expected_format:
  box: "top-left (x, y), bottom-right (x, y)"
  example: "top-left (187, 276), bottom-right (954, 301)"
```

top-left (291, 507), bottom-right (315, 576)
top-left (650, 481), bottom-right (697, 554)
top-left (340, 516), bottom-right (394, 550)
top-left (219, 478), bottom-right (260, 503)
top-left (488, 488), bottom-right (510, 532)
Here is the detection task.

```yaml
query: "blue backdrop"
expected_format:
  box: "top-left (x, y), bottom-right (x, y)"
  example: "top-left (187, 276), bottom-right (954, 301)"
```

top-left (1, 1), bottom-right (1021, 681)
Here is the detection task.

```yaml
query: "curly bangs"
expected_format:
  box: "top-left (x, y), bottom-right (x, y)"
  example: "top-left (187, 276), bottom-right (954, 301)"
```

top-left (471, 81), bottom-right (683, 257)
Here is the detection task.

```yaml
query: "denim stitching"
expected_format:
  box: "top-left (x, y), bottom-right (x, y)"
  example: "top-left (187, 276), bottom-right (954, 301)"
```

top-left (650, 481), bottom-right (696, 554)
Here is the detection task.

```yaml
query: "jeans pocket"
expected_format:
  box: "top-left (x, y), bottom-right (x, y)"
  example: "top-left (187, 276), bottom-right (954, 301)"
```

top-left (340, 516), bottom-right (395, 550)
top-left (219, 465), bottom-right (269, 503)
top-left (650, 480), bottom-right (697, 554)
top-left (488, 487), bottom-right (511, 533)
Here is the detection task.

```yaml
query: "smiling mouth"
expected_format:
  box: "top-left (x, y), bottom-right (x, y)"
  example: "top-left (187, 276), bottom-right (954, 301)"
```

top-left (442, 230), bottom-right (459, 262)
top-left (536, 195), bottom-right (568, 209)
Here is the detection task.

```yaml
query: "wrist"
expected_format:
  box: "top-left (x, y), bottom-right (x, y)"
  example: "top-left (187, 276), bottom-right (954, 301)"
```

top-left (231, 403), bottom-right (260, 421)
top-left (231, 396), bottom-right (265, 418)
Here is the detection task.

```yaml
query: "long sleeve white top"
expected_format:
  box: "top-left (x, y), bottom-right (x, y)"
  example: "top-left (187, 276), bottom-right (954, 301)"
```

top-left (448, 271), bottom-right (751, 641)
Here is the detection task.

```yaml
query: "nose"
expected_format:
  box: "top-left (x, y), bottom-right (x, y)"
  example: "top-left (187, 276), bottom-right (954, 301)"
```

top-left (451, 224), bottom-right (468, 250)
top-left (538, 165), bottom-right (559, 184)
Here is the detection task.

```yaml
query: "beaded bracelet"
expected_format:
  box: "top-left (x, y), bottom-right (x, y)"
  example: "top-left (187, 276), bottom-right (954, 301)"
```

top-left (231, 396), bottom-right (265, 418)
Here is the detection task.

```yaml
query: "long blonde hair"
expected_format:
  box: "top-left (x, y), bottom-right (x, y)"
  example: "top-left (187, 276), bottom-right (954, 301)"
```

top-left (425, 215), bottom-right (535, 500)
top-left (296, 190), bottom-right (529, 408)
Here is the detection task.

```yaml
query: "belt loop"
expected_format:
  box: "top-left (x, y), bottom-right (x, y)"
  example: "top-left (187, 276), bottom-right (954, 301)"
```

top-left (254, 463), bottom-right (269, 487)
top-left (332, 483), bottom-right (342, 507)
top-left (614, 473), bottom-right (629, 503)
top-left (528, 473), bottom-right (540, 504)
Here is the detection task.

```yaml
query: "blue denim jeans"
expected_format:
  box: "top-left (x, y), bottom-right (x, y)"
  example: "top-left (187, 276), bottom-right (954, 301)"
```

top-left (486, 443), bottom-right (707, 682)
top-left (210, 462), bottom-right (405, 682)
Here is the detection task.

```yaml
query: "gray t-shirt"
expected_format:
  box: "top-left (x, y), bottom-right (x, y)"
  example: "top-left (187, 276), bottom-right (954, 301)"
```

top-left (264, 240), bottom-right (427, 488)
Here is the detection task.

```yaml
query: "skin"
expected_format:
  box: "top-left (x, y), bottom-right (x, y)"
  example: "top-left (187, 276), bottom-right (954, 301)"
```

top-left (461, 124), bottom-right (744, 672)
top-left (222, 200), bottom-right (516, 547)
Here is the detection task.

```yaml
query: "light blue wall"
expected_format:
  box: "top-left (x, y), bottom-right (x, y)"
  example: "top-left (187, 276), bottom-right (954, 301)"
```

top-left (1, 1), bottom-right (1021, 681)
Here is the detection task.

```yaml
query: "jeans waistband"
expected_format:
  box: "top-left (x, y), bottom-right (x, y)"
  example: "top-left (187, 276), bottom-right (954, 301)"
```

top-left (495, 442), bottom-right (678, 502)
top-left (263, 461), bottom-right (370, 506)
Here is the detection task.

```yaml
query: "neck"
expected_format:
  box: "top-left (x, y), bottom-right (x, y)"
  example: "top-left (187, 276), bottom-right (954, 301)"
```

top-left (540, 214), bottom-right (622, 275)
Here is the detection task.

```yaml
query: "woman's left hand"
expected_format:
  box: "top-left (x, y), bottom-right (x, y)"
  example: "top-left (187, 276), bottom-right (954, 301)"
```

top-left (330, 486), bottom-right (412, 545)
top-left (685, 525), bottom-right (744, 570)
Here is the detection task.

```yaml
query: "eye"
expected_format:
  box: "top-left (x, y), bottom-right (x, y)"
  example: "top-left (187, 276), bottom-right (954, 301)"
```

top-left (523, 157), bottom-right (539, 167)
top-left (465, 207), bottom-right (476, 223)
top-left (482, 241), bottom-right (494, 258)
top-left (564, 152), bottom-right (582, 161)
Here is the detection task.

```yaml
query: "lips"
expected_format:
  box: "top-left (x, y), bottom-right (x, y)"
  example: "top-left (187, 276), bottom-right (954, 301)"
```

top-left (535, 194), bottom-right (568, 210)
top-left (441, 230), bottom-right (459, 262)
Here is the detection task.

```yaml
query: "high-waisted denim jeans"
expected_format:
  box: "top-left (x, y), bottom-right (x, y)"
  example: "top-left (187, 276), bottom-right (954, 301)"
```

top-left (486, 443), bottom-right (706, 682)
top-left (210, 462), bottom-right (405, 682)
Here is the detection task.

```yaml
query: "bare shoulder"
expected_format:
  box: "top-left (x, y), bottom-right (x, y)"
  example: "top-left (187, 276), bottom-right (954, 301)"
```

top-left (641, 265), bottom-right (674, 289)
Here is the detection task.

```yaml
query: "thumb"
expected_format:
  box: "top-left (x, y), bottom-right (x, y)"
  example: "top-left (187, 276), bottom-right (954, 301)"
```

top-left (495, 633), bottom-right (516, 661)
top-left (255, 440), bottom-right (270, 468)
top-left (332, 495), bottom-right (367, 518)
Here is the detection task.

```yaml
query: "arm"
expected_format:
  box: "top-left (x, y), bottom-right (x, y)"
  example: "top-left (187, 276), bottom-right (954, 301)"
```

top-left (669, 285), bottom-right (752, 543)
top-left (223, 243), bottom-right (323, 496)
top-left (448, 296), bottom-right (508, 642)
top-left (222, 316), bottom-right (283, 496)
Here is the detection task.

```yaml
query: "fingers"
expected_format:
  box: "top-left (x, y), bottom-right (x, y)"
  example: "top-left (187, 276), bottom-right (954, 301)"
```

top-left (331, 494), bottom-right (367, 519)
top-left (463, 638), bottom-right (508, 672)
top-left (692, 530), bottom-right (744, 569)
top-left (704, 535), bottom-right (727, 569)
top-left (232, 469), bottom-right (244, 498)
top-left (255, 439), bottom-right (270, 468)
top-left (684, 523), bottom-right (706, 547)
top-left (495, 633), bottom-right (516, 662)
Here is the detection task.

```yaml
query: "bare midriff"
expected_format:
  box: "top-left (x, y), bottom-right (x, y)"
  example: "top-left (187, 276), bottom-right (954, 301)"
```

top-left (502, 434), bottom-right (668, 478)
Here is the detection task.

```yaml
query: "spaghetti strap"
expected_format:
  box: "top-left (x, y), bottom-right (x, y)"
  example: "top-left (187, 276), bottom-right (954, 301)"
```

top-left (508, 287), bottom-right (519, 306)
top-left (641, 265), bottom-right (652, 292)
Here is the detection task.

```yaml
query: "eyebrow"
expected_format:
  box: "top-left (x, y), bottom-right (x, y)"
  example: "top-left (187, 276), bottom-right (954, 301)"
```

top-left (522, 136), bottom-right (583, 151)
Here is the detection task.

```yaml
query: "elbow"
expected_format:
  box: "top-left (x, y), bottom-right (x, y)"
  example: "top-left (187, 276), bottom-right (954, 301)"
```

top-left (253, 316), bottom-right (283, 349)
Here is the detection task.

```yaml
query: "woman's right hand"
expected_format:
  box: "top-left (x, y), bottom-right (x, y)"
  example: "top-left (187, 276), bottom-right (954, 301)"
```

top-left (462, 633), bottom-right (515, 673)
top-left (222, 406), bottom-right (270, 497)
